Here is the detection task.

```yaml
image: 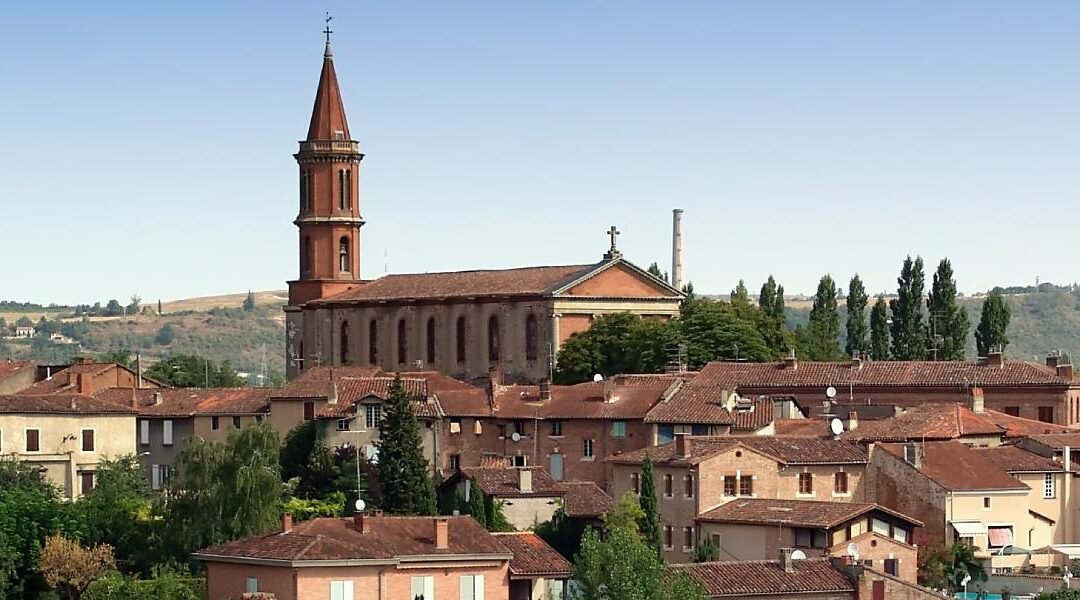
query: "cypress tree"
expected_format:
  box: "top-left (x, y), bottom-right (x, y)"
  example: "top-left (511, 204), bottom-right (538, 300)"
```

top-left (377, 374), bottom-right (437, 515)
top-left (759, 277), bottom-right (777, 314)
top-left (870, 296), bottom-right (889, 360)
top-left (805, 275), bottom-right (843, 360)
top-left (976, 289), bottom-right (1011, 357)
top-left (889, 256), bottom-right (928, 360)
top-left (927, 258), bottom-right (970, 360)
top-left (845, 275), bottom-right (869, 357)
top-left (772, 284), bottom-right (786, 322)
top-left (638, 455), bottom-right (661, 556)
top-left (730, 280), bottom-right (750, 305)
top-left (467, 479), bottom-right (487, 527)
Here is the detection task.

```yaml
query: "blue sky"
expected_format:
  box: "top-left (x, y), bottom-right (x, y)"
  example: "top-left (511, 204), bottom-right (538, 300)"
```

top-left (2, 2), bottom-right (1078, 305)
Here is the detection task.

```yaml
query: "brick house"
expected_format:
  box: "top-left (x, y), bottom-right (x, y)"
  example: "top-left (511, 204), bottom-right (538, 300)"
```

top-left (644, 381), bottom-right (806, 444)
top-left (195, 514), bottom-right (569, 600)
top-left (493, 532), bottom-right (571, 600)
top-left (607, 435), bottom-right (869, 563)
top-left (22, 358), bottom-right (161, 396)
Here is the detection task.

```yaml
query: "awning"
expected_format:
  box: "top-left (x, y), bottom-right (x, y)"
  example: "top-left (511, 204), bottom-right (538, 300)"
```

top-left (1036, 544), bottom-right (1080, 559)
top-left (988, 527), bottom-right (1014, 548)
top-left (952, 521), bottom-right (987, 536)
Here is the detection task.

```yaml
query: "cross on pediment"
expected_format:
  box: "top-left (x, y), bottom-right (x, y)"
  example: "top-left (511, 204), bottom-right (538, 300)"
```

top-left (604, 225), bottom-right (623, 260)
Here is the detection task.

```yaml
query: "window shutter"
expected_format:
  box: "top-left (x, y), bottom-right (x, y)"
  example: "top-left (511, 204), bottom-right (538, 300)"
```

top-left (424, 576), bottom-right (434, 599)
top-left (343, 580), bottom-right (354, 600)
top-left (140, 420), bottom-right (150, 445)
top-left (474, 575), bottom-right (483, 599)
top-left (82, 429), bottom-right (94, 452)
top-left (151, 465), bottom-right (161, 490)
top-left (460, 575), bottom-right (470, 599)
top-left (330, 581), bottom-right (343, 600)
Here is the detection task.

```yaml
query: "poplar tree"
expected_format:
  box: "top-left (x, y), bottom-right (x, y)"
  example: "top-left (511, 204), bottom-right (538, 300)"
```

top-left (759, 277), bottom-right (777, 314)
top-left (976, 290), bottom-right (1011, 357)
top-left (377, 375), bottom-right (437, 515)
top-left (638, 456), bottom-right (661, 557)
top-left (845, 275), bottom-right (869, 357)
top-left (759, 276), bottom-right (789, 356)
top-left (927, 258), bottom-right (970, 360)
top-left (805, 275), bottom-right (843, 360)
top-left (870, 296), bottom-right (889, 360)
top-left (730, 280), bottom-right (750, 305)
top-left (889, 256), bottom-right (928, 360)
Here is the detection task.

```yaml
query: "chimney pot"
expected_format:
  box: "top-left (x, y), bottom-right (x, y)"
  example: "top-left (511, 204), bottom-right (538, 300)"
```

top-left (281, 513), bottom-right (293, 533)
top-left (434, 517), bottom-right (450, 549)
top-left (1047, 353), bottom-right (1061, 369)
top-left (969, 387), bottom-right (985, 414)
top-left (518, 468), bottom-right (533, 493)
top-left (675, 433), bottom-right (690, 459)
top-left (986, 350), bottom-right (1004, 368)
top-left (780, 548), bottom-right (795, 573)
top-left (783, 351), bottom-right (798, 370)
top-left (1058, 364), bottom-right (1075, 380)
top-left (539, 380), bottom-right (551, 402)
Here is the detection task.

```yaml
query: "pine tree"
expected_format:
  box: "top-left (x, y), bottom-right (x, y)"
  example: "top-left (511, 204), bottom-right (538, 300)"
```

top-left (845, 275), bottom-right (869, 357)
top-left (804, 275), bottom-right (843, 360)
top-left (377, 374), bottom-right (437, 515)
top-left (976, 290), bottom-right (1011, 357)
top-left (242, 290), bottom-right (256, 311)
top-left (638, 455), bottom-right (661, 556)
top-left (870, 296), bottom-right (889, 360)
top-left (646, 262), bottom-right (668, 283)
top-left (889, 256), bottom-right (928, 360)
top-left (730, 280), bottom-right (750, 305)
top-left (927, 259), bottom-right (970, 360)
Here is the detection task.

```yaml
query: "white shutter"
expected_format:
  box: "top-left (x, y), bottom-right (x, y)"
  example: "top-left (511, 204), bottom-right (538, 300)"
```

top-left (245, 577), bottom-right (258, 593)
top-left (163, 420), bottom-right (173, 445)
top-left (460, 575), bottom-right (471, 599)
top-left (474, 575), bottom-right (483, 599)
top-left (330, 581), bottom-right (343, 600)
top-left (139, 420), bottom-right (150, 445)
top-left (151, 465), bottom-right (161, 490)
top-left (343, 580), bottom-right (354, 600)
top-left (424, 576), bottom-right (434, 600)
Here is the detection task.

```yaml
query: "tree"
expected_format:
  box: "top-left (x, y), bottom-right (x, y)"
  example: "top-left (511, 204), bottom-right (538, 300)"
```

top-left (976, 289), bottom-right (1011, 357)
top-left (38, 535), bottom-right (115, 600)
top-left (638, 456), bottom-right (661, 556)
top-left (1038, 589), bottom-right (1080, 599)
top-left (758, 276), bottom-right (790, 355)
top-left (571, 528), bottom-right (706, 600)
top-left (927, 259), bottom-right (970, 360)
top-left (125, 295), bottom-right (141, 316)
top-left (154, 324), bottom-right (175, 346)
top-left (14, 315), bottom-right (33, 328)
top-left (602, 492), bottom-right (645, 535)
top-left (870, 296), bottom-right (889, 360)
top-left (467, 480), bottom-right (487, 529)
top-left (377, 375), bottom-right (437, 516)
top-left (78, 457), bottom-right (153, 574)
top-left (554, 313), bottom-right (679, 384)
top-left (890, 256), bottom-right (928, 359)
top-left (680, 299), bottom-right (772, 367)
top-left (729, 280), bottom-right (750, 305)
top-left (280, 421), bottom-right (319, 483)
top-left (802, 275), bottom-right (843, 360)
top-left (144, 354), bottom-right (244, 388)
top-left (759, 276), bottom-right (778, 315)
top-left (692, 535), bottom-right (720, 562)
top-left (242, 290), bottom-right (256, 311)
top-left (646, 263), bottom-right (668, 283)
top-left (918, 541), bottom-right (986, 592)
top-left (845, 275), bottom-right (869, 357)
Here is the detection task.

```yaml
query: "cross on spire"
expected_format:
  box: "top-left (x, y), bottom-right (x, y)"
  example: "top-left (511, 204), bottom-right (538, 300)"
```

top-left (324, 12), bottom-right (334, 44)
top-left (604, 225), bottom-right (622, 260)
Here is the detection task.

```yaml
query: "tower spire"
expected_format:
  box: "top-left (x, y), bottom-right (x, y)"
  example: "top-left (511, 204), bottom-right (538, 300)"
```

top-left (323, 12), bottom-right (333, 57)
top-left (307, 14), bottom-right (349, 142)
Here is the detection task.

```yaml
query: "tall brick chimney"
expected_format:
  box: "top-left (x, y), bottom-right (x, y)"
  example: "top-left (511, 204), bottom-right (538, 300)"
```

top-left (434, 517), bottom-right (449, 549)
top-left (539, 380), bottom-right (552, 402)
top-left (354, 512), bottom-right (372, 534)
top-left (76, 372), bottom-right (90, 394)
top-left (780, 548), bottom-right (795, 573)
top-left (281, 513), bottom-right (293, 533)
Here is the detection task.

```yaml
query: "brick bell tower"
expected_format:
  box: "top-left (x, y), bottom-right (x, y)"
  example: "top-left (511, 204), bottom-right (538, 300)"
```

top-left (285, 30), bottom-right (364, 378)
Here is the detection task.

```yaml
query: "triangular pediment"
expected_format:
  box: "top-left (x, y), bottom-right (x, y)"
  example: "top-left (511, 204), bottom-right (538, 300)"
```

top-left (550, 259), bottom-right (682, 298)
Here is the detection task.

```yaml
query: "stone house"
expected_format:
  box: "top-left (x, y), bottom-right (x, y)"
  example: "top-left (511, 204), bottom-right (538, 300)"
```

top-left (493, 532), bottom-right (572, 600)
top-left (0, 359), bottom-right (37, 394)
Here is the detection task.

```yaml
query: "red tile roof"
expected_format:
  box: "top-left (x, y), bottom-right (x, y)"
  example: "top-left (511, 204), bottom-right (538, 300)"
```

top-left (981, 411), bottom-right (1073, 438)
top-left (974, 445), bottom-right (1074, 473)
top-left (696, 498), bottom-right (921, 529)
top-left (841, 404), bottom-right (1004, 443)
top-left (692, 359), bottom-right (1075, 389)
top-left (459, 467), bottom-right (563, 498)
top-left (316, 377), bottom-right (442, 419)
top-left (94, 388), bottom-right (271, 417)
top-left (491, 374), bottom-right (689, 421)
top-left (672, 559), bottom-right (855, 597)
top-left (196, 516), bottom-right (511, 562)
top-left (877, 441), bottom-right (1027, 491)
top-left (0, 359), bottom-right (35, 379)
top-left (607, 436), bottom-right (867, 467)
top-left (18, 362), bottom-right (131, 394)
top-left (1023, 433), bottom-right (1080, 451)
top-left (0, 394), bottom-right (136, 415)
top-left (493, 532), bottom-right (572, 578)
top-left (270, 366), bottom-right (384, 399)
top-left (773, 419), bottom-right (830, 438)
top-left (645, 382), bottom-right (778, 430)
top-left (559, 481), bottom-right (614, 518)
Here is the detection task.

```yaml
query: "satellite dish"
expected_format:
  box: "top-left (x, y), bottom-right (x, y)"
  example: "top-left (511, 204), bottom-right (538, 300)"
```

top-left (511, 432), bottom-right (522, 442)
top-left (830, 418), bottom-right (844, 436)
top-left (354, 499), bottom-right (366, 512)
top-left (846, 543), bottom-right (860, 562)
top-left (790, 550), bottom-right (807, 560)
top-left (593, 374), bottom-right (604, 382)
top-left (825, 386), bottom-right (838, 399)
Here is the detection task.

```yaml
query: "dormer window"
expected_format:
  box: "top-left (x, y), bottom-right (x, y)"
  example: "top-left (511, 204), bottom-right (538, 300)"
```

top-left (334, 130), bottom-right (345, 141)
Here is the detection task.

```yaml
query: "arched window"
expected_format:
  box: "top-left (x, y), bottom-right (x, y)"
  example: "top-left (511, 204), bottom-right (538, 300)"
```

top-left (339, 169), bottom-right (351, 210)
top-left (397, 319), bottom-right (408, 364)
top-left (525, 314), bottom-right (539, 361)
top-left (339, 237), bottom-right (350, 273)
top-left (488, 315), bottom-right (500, 362)
top-left (340, 321), bottom-right (350, 364)
top-left (302, 236), bottom-right (312, 278)
top-left (368, 320), bottom-right (378, 364)
top-left (426, 317), bottom-right (437, 365)
top-left (300, 170), bottom-right (310, 211)
top-left (456, 316), bottom-right (466, 364)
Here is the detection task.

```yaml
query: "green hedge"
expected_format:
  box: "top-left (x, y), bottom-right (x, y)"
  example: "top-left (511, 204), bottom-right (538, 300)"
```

top-left (84, 573), bottom-right (204, 600)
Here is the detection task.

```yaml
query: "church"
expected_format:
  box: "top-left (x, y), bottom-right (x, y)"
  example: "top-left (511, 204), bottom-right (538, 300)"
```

top-left (285, 37), bottom-right (683, 384)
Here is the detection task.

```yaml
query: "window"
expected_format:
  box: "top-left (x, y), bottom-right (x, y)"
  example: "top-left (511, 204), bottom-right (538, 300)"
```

top-left (211, 416), bottom-right (220, 430)
top-left (80, 471), bottom-right (95, 495)
top-left (368, 319), bottom-right (379, 364)
top-left (509, 455), bottom-right (528, 467)
top-left (338, 169), bottom-right (351, 210)
top-left (582, 438), bottom-right (594, 459)
top-left (663, 474), bottom-right (673, 498)
top-left (426, 317), bottom-right (437, 365)
top-left (337, 419), bottom-right (350, 431)
top-left (397, 319), bottom-right (407, 364)
top-left (1039, 406), bottom-right (1055, 423)
top-left (691, 424), bottom-right (710, 436)
top-left (25, 429), bottom-right (39, 452)
top-left (459, 574), bottom-right (484, 600)
top-left (663, 526), bottom-right (674, 550)
top-left (683, 526), bottom-right (695, 551)
top-left (365, 404), bottom-right (382, 429)
top-left (657, 425), bottom-right (674, 445)
top-left (631, 472), bottom-right (640, 493)
top-left (455, 316), bottom-right (466, 364)
top-left (739, 475), bottom-right (753, 497)
top-left (299, 170), bottom-right (310, 211)
top-left (487, 315), bottom-right (500, 362)
top-left (81, 429), bottom-right (94, 452)
top-left (723, 475), bottom-right (737, 497)
top-left (884, 558), bottom-right (899, 577)
top-left (798, 472), bottom-right (813, 495)
top-left (139, 420), bottom-right (150, 445)
top-left (983, 497), bottom-right (991, 509)
top-left (834, 471), bottom-right (849, 494)
top-left (163, 420), bottom-right (173, 446)
top-left (550, 420), bottom-right (563, 437)
top-left (303, 401), bottom-right (315, 421)
top-left (795, 528), bottom-right (828, 548)
top-left (246, 577), bottom-right (258, 594)
top-left (340, 321), bottom-right (350, 364)
top-left (1003, 406), bottom-right (1020, 417)
top-left (329, 580), bottom-right (354, 600)
top-left (525, 313), bottom-right (539, 361)
top-left (684, 474), bottom-right (695, 498)
top-left (411, 576), bottom-right (434, 600)
top-left (1045, 473), bottom-right (1056, 498)
top-left (450, 418), bottom-right (462, 434)
top-left (513, 421), bottom-right (526, 436)
top-left (449, 454), bottom-right (460, 471)
top-left (302, 236), bottom-right (312, 278)
top-left (151, 465), bottom-right (161, 490)
top-left (232, 416), bottom-right (242, 429)
top-left (611, 421), bottom-right (627, 438)
top-left (339, 237), bottom-right (350, 273)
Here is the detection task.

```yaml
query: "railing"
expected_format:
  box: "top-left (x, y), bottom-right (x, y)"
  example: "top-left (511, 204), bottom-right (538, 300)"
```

top-left (299, 140), bottom-right (360, 154)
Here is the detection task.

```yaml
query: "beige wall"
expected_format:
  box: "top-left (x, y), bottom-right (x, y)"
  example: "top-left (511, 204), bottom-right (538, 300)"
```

top-left (0, 413), bottom-right (135, 499)
top-left (192, 414), bottom-right (264, 443)
top-left (498, 495), bottom-right (560, 531)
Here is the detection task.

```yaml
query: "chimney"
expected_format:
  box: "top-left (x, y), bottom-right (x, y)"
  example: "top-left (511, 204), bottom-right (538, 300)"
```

top-left (783, 350), bottom-right (798, 370)
top-left (76, 372), bottom-right (90, 394)
top-left (1059, 363), bottom-right (1075, 380)
top-left (434, 517), bottom-right (449, 550)
top-left (675, 433), bottom-right (690, 459)
top-left (152, 392), bottom-right (163, 406)
top-left (986, 350), bottom-right (1004, 368)
top-left (135, 353), bottom-right (143, 388)
top-left (281, 513), bottom-right (293, 533)
top-left (75, 356), bottom-right (92, 365)
top-left (847, 411), bottom-right (859, 431)
top-left (969, 387), bottom-right (985, 414)
top-left (1047, 352), bottom-right (1062, 369)
top-left (780, 548), bottom-right (795, 574)
top-left (487, 367), bottom-right (502, 409)
top-left (903, 443), bottom-right (921, 468)
top-left (603, 378), bottom-right (618, 403)
top-left (518, 468), bottom-right (533, 493)
top-left (851, 355), bottom-right (863, 370)
top-left (539, 380), bottom-right (551, 402)
top-left (354, 511), bottom-right (372, 534)
top-left (671, 209), bottom-right (684, 291)
top-left (1066, 446), bottom-right (1072, 473)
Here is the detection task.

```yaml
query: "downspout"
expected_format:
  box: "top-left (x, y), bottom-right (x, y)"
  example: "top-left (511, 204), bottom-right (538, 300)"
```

top-left (1064, 446), bottom-right (1072, 544)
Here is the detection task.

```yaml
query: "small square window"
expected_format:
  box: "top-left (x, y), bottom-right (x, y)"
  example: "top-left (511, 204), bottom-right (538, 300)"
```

top-left (337, 419), bottom-right (350, 431)
top-left (232, 416), bottom-right (242, 429)
top-left (582, 439), bottom-right (594, 459)
top-left (550, 421), bottom-right (563, 437)
top-left (612, 421), bottom-right (627, 438)
top-left (211, 416), bottom-right (220, 431)
top-left (723, 475), bottom-right (737, 497)
top-left (449, 454), bottom-right (461, 471)
top-left (739, 475), bottom-right (753, 497)
top-left (25, 429), bottom-right (39, 452)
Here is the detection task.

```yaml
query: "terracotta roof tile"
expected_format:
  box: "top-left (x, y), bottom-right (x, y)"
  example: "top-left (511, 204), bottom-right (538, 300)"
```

top-left (197, 516), bottom-right (510, 562)
top-left (95, 388), bottom-right (270, 417)
top-left (0, 359), bottom-right (35, 379)
top-left (559, 481), bottom-right (614, 518)
top-left (981, 411), bottom-right (1073, 438)
top-left (645, 384), bottom-right (777, 430)
top-left (1024, 433), bottom-right (1080, 451)
top-left (493, 374), bottom-right (688, 421)
top-left (974, 445), bottom-right (1074, 473)
top-left (773, 419), bottom-right (829, 437)
top-left (270, 366), bottom-right (384, 399)
top-left (607, 436), bottom-right (867, 467)
top-left (841, 404), bottom-right (1004, 443)
top-left (316, 377), bottom-right (442, 419)
top-left (672, 558), bottom-right (855, 597)
top-left (696, 498), bottom-right (921, 529)
top-left (493, 532), bottom-right (572, 577)
top-left (20, 362), bottom-right (117, 394)
top-left (877, 441), bottom-right (1027, 491)
top-left (0, 394), bottom-right (136, 415)
top-left (459, 467), bottom-right (562, 498)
